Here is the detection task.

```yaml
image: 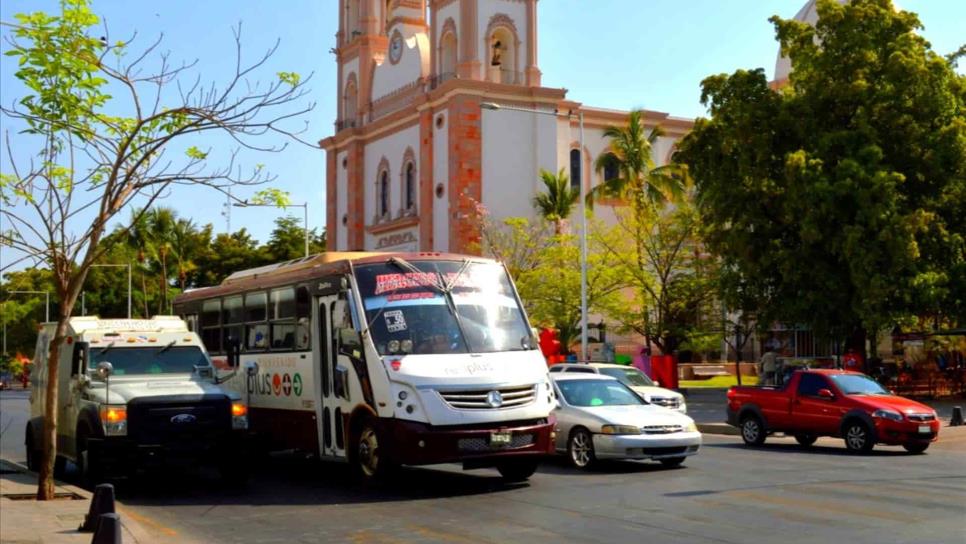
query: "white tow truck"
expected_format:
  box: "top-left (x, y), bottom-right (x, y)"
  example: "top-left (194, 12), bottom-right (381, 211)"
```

top-left (26, 316), bottom-right (249, 486)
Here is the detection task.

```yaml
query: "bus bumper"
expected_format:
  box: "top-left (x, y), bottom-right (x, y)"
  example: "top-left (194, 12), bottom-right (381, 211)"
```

top-left (380, 417), bottom-right (555, 467)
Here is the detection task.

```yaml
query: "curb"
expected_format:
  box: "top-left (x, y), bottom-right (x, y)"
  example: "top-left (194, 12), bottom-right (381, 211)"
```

top-left (697, 423), bottom-right (739, 436)
top-left (0, 458), bottom-right (160, 544)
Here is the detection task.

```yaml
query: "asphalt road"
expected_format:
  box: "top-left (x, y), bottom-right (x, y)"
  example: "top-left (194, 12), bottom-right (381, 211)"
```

top-left (2, 389), bottom-right (964, 544)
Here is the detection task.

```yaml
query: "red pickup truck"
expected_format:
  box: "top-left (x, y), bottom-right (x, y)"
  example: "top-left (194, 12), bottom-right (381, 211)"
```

top-left (726, 370), bottom-right (940, 453)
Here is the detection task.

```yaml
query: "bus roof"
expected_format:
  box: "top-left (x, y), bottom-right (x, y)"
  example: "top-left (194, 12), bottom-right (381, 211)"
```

top-left (173, 251), bottom-right (499, 306)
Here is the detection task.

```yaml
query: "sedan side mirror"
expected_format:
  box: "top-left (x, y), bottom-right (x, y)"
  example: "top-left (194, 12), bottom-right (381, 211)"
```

top-left (817, 388), bottom-right (835, 400)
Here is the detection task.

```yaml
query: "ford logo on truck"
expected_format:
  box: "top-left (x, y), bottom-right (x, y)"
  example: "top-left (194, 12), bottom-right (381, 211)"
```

top-left (170, 413), bottom-right (197, 425)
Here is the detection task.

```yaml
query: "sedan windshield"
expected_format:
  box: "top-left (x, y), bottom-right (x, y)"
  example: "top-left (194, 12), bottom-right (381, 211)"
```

top-left (355, 260), bottom-right (534, 355)
top-left (598, 367), bottom-right (655, 387)
top-left (829, 374), bottom-right (890, 395)
top-left (90, 345), bottom-right (208, 375)
top-left (556, 379), bottom-right (645, 407)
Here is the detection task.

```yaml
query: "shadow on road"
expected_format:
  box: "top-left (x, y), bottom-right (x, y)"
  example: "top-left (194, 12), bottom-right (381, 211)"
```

top-left (112, 454), bottom-right (528, 507)
top-left (704, 441), bottom-right (913, 457)
top-left (537, 456), bottom-right (684, 475)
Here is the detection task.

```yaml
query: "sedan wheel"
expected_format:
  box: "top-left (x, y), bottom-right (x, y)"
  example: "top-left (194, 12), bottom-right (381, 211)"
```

top-left (567, 429), bottom-right (596, 469)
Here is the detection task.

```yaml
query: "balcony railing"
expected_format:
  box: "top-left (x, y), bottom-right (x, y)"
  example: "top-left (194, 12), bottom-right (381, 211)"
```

top-left (335, 119), bottom-right (357, 132)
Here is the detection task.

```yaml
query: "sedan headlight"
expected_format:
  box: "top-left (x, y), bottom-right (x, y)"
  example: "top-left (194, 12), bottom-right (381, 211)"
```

top-left (231, 401), bottom-right (249, 430)
top-left (600, 425), bottom-right (640, 435)
top-left (872, 409), bottom-right (903, 422)
top-left (99, 405), bottom-right (127, 436)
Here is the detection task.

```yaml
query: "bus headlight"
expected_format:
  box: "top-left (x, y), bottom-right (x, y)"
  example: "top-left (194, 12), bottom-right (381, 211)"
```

top-left (231, 402), bottom-right (249, 430)
top-left (99, 405), bottom-right (127, 436)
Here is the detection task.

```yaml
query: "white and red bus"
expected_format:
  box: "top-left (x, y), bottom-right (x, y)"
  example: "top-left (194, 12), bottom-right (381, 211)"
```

top-left (173, 251), bottom-right (556, 481)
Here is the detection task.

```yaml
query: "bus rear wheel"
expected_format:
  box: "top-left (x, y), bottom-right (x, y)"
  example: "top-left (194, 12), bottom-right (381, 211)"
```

top-left (496, 459), bottom-right (538, 482)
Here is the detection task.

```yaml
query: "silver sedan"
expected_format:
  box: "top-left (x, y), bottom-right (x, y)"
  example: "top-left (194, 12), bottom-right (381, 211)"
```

top-left (551, 374), bottom-right (702, 469)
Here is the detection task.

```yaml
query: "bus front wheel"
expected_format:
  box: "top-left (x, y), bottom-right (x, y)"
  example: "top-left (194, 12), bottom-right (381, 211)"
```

top-left (351, 418), bottom-right (394, 482)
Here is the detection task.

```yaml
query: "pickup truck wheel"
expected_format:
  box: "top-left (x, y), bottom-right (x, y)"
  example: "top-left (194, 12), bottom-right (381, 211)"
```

top-left (76, 429), bottom-right (104, 490)
top-left (740, 415), bottom-right (766, 446)
top-left (843, 421), bottom-right (874, 453)
top-left (902, 442), bottom-right (929, 454)
top-left (794, 433), bottom-right (817, 447)
top-left (496, 459), bottom-right (539, 482)
top-left (567, 429), bottom-right (596, 469)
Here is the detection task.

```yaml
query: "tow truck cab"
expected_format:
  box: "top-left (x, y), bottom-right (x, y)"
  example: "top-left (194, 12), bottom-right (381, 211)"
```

top-left (26, 316), bottom-right (249, 484)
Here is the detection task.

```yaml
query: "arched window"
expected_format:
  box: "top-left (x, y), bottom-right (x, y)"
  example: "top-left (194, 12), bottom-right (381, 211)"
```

top-left (404, 162), bottom-right (416, 212)
top-left (379, 171), bottom-right (390, 219)
top-left (343, 76), bottom-right (358, 126)
top-left (602, 153), bottom-right (619, 182)
top-left (440, 31), bottom-right (457, 78)
top-left (569, 149), bottom-right (582, 192)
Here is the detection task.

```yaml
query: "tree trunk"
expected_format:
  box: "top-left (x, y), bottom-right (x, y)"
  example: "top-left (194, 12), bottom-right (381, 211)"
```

top-left (140, 270), bottom-right (149, 318)
top-left (37, 315), bottom-right (68, 500)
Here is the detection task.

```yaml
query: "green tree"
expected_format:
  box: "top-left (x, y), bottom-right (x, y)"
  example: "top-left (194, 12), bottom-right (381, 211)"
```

top-left (146, 207), bottom-right (177, 314)
top-left (677, 0), bottom-right (966, 349)
top-left (0, 0), bottom-right (311, 498)
top-left (263, 215), bottom-right (327, 262)
top-left (198, 229), bottom-right (267, 286)
top-left (532, 168), bottom-right (579, 234)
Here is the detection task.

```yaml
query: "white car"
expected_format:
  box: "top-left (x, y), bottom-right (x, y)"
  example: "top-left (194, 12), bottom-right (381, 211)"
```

top-left (550, 374), bottom-right (701, 469)
top-left (549, 363), bottom-right (687, 413)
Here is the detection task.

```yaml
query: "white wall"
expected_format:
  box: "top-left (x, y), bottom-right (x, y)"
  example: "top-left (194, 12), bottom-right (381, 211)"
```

top-left (432, 111), bottom-right (449, 251)
top-left (434, 2), bottom-right (460, 52)
top-left (362, 124), bottom-right (421, 248)
top-left (480, 107), bottom-right (556, 223)
top-left (370, 33), bottom-right (430, 104)
top-left (336, 149), bottom-right (348, 250)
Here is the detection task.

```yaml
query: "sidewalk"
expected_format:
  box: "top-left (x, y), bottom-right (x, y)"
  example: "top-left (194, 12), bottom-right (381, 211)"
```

top-left (0, 459), bottom-right (175, 544)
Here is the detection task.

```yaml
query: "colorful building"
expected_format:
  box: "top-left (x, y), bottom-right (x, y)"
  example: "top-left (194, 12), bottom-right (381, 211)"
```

top-left (320, 0), bottom-right (693, 253)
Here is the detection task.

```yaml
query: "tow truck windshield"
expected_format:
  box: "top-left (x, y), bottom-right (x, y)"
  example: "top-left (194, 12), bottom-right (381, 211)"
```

top-left (89, 345), bottom-right (209, 375)
top-left (355, 260), bottom-right (534, 356)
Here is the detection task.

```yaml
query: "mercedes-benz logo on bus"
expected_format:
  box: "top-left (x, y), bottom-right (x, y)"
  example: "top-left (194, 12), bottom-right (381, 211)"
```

top-left (486, 390), bottom-right (503, 408)
top-left (170, 413), bottom-right (197, 425)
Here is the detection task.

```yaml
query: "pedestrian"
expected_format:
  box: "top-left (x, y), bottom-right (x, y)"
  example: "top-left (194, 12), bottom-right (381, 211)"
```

top-left (759, 349), bottom-right (778, 386)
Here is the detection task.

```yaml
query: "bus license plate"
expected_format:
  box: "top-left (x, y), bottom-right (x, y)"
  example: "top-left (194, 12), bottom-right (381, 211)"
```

top-left (490, 432), bottom-right (511, 448)
top-left (918, 425), bottom-right (930, 434)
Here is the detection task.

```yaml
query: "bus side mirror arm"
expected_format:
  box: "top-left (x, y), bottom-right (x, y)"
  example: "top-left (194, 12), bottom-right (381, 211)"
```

top-left (215, 337), bottom-right (242, 384)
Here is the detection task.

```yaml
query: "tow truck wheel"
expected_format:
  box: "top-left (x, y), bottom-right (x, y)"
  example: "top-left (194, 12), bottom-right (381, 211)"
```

top-left (794, 433), bottom-right (818, 447)
top-left (567, 428), bottom-right (596, 469)
top-left (843, 421), bottom-right (874, 453)
top-left (76, 427), bottom-right (103, 490)
top-left (902, 442), bottom-right (929, 454)
top-left (740, 415), bottom-right (766, 446)
top-left (25, 426), bottom-right (40, 472)
top-left (496, 459), bottom-right (539, 482)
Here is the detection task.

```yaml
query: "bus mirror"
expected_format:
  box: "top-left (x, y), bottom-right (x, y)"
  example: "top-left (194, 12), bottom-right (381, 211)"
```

top-left (226, 337), bottom-right (241, 368)
top-left (338, 328), bottom-right (362, 357)
top-left (244, 360), bottom-right (259, 377)
top-left (194, 365), bottom-right (213, 379)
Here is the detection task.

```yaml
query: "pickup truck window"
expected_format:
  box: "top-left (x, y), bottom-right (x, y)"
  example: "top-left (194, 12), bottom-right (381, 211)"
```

top-left (829, 374), bottom-right (889, 395)
top-left (797, 374), bottom-right (830, 397)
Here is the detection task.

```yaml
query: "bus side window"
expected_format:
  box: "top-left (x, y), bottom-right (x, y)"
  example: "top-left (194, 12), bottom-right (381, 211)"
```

top-left (320, 303), bottom-right (330, 395)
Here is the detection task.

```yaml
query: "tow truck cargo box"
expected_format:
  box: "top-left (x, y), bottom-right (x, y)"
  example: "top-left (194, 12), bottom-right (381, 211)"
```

top-left (26, 316), bottom-right (250, 486)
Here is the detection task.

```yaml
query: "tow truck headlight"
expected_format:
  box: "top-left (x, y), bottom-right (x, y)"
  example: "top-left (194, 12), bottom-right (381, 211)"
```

top-left (601, 425), bottom-right (640, 435)
top-left (231, 402), bottom-right (249, 430)
top-left (872, 409), bottom-right (903, 422)
top-left (99, 405), bottom-right (127, 436)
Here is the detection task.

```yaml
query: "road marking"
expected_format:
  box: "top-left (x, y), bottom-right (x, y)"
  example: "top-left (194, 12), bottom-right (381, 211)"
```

top-left (727, 490), bottom-right (918, 523)
top-left (118, 506), bottom-right (179, 537)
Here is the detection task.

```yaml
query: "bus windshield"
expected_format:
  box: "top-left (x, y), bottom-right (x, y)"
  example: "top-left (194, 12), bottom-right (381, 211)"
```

top-left (354, 260), bottom-right (534, 356)
top-left (89, 345), bottom-right (209, 375)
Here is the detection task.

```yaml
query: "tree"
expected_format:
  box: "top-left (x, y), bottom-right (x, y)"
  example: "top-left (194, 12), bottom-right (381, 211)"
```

top-left (532, 168), bottom-right (579, 234)
top-left (596, 201), bottom-right (721, 355)
top-left (146, 207), bottom-right (177, 314)
top-left (676, 0), bottom-right (966, 351)
top-left (197, 229), bottom-right (267, 286)
top-left (263, 215), bottom-right (326, 262)
top-left (0, 0), bottom-right (312, 499)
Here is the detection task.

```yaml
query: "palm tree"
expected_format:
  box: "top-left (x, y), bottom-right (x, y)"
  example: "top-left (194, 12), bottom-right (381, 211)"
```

top-left (533, 168), bottom-right (579, 234)
top-left (124, 209), bottom-right (152, 317)
top-left (146, 208), bottom-right (177, 314)
top-left (590, 109), bottom-right (687, 213)
top-left (171, 218), bottom-right (200, 291)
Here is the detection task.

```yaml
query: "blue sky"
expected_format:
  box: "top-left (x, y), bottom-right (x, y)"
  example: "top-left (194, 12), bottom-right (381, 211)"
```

top-left (1, 0), bottom-right (964, 272)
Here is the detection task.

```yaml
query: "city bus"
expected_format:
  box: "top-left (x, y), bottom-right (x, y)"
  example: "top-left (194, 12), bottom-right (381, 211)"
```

top-left (172, 251), bottom-right (556, 481)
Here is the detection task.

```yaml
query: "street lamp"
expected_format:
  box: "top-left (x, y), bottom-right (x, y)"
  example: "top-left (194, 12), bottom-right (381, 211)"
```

top-left (233, 200), bottom-right (310, 258)
top-left (481, 101), bottom-right (590, 362)
top-left (82, 263), bottom-right (132, 318)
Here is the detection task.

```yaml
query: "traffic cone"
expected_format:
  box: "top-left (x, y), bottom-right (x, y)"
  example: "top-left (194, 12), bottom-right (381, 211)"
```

top-left (79, 483), bottom-right (115, 532)
top-left (91, 512), bottom-right (123, 544)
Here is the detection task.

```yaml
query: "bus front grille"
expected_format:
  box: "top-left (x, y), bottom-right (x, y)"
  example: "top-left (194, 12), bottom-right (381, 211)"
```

top-left (438, 385), bottom-right (536, 410)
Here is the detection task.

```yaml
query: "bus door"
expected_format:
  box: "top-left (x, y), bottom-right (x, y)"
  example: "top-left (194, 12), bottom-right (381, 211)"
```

top-left (315, 293), bottom-right (352, 459)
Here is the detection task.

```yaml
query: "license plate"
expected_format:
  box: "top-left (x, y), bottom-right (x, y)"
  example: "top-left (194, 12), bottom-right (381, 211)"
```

top-left (490, 432), bottom-right (512, 447)
top-left (918, 425), bottom-right (930, 434)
